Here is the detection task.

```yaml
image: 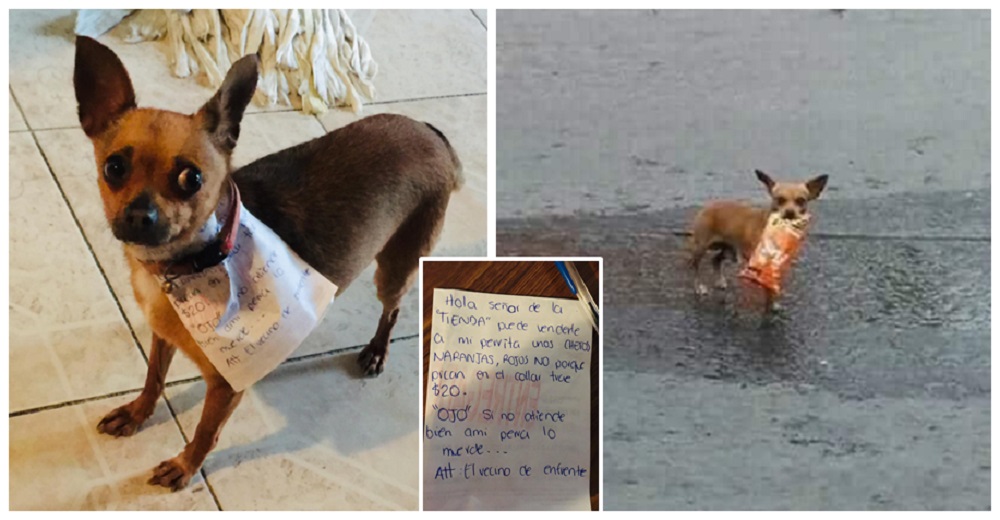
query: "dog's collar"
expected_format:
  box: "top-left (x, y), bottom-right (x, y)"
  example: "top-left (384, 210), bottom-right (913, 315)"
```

top-left (144, 180), bottom-right (241, 288)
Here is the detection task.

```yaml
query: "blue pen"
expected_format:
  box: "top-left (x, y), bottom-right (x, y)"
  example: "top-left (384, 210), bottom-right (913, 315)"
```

top-left (554, 261), bottom-right (599, 331)
top-left (555, 261), bottom-right (577, 294)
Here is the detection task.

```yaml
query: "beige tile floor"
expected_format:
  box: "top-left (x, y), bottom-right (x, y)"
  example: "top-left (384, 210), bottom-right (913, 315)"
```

top-left (9, 9), bottom-right (486, 510)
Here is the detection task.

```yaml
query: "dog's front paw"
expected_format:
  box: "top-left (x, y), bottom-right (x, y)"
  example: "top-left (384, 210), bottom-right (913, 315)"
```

top-left (714, 276), bottom-right (728, 290)
top-left (97, 402), bottom-right (149, 437)
top-left (695, 283), bottom-right (709, 296)
top-left (149, 457), bottom-right (195, 491)
top-left (357, 345), bottom-right (386, 377)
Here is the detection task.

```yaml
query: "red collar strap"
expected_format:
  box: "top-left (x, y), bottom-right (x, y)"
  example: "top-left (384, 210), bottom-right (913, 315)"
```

top-left (148, 180), bottom-right (241, 283)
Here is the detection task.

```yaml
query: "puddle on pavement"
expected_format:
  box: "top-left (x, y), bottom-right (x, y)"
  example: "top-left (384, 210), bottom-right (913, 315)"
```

top-left (498, 211), bottom-right (990, 400)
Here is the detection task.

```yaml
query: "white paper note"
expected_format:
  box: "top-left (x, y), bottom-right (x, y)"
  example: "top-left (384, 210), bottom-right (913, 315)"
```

top-left (163, 205), bottom-right (338, 392)
top-left (424, 288), bottom-right (593, 511)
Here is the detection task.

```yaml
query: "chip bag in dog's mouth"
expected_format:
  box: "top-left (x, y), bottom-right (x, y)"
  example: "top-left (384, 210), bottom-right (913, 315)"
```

top-left (739, 213), bottom-right (811, 295)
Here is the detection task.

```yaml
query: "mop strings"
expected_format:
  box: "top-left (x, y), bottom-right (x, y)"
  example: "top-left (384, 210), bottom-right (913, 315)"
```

top-left (119, 9), bottom-right (377, 114)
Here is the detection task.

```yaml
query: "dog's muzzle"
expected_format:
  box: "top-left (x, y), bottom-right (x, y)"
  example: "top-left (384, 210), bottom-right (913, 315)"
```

top-left (112, 193), bottom-right (170, 245)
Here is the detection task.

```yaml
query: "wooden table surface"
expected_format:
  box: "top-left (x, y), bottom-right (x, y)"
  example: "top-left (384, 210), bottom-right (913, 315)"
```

top-left (421, 260), bottom-right (600, 511)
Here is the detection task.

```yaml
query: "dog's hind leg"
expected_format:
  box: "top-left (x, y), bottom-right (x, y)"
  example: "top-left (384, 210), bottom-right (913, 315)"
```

top-left (358, 196), bottom-right (449, 376)
top-left (687, 236), bottom-right (711, 296)
top-left (711, 250), bottom-right (728, 290)
top-left (711, 244), bottom-right (736, 291)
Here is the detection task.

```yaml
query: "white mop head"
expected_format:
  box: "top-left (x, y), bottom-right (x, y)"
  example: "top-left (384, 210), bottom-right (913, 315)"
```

top-left (107, 9), bottom-right (378, 114)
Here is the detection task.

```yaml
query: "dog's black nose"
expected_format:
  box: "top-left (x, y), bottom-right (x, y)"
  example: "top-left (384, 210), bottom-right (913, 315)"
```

top-left (782, 209), bottom-right (797, 220)
top-left (124, 194), bottom-right (158, 230)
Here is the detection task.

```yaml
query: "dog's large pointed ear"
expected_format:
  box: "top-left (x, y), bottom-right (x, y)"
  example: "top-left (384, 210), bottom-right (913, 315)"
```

top-left (199, 54), bottom-right (258, 153)
top-left (755, 169), bottom-right (776, 192)
top-left (806, 174), bottom-right (829, 200)
top-left (74, 36), bottom-right (136, 138)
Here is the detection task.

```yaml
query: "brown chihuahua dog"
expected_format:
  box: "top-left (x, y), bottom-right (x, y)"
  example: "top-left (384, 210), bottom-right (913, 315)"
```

top-left (688, 169), bottom-right (827, 302)
top-left (74, 36), bottom-right (462, 490)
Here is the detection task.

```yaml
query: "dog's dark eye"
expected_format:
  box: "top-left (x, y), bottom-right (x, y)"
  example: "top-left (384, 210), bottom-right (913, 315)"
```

top-left (175, 167), bottom-right (203, 197)
top-left (795, 197), bottom-right (806, 207)
top-left (103, 155), bottom-right (128, 187)
top-left (775, 196), bottom-right (787, 206)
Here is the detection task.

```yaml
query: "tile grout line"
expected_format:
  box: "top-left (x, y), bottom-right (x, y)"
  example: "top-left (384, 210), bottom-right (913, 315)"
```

top-left (470, 9), bottom-right (487, 30)
top-left (26, 132), bottom-right (150, 364)
top-left (10, 86), bottom-right (32, 132)
top-left (10, 388), bottom-right (143, 418)
top-left (367, 92), bottom-right (487, 106)
top-left (9, 334), bottom-right (419, 418)
top-left (199, 463), bottom-right (224, 510)
top-left (312, 110), bottom-right (326, 132)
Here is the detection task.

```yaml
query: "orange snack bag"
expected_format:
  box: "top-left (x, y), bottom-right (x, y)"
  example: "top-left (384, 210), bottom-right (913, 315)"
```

top-left (739, 214), bottom-right (811, 295)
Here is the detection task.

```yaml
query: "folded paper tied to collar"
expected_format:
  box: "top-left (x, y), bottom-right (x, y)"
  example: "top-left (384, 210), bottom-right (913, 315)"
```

top-left (155, 181), bottom-right (338, 391)
top-left (739, 213), bottom-right (811, 295)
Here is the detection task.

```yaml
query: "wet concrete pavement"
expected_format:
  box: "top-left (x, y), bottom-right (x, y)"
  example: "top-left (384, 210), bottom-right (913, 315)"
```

top-left (496, 10), bottom-right (990, 510)
top-left (498, 186), bottom-right (991, 512)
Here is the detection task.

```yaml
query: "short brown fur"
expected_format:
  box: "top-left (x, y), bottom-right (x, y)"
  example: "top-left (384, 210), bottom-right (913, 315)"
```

top-left (688, 169), bottom-right (827, 307)
top-left (75, 36), bottom-right (462, 490)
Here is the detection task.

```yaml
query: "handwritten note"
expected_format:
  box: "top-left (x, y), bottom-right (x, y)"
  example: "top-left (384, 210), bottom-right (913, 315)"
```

top-left (163, 204), bottom-right (338, 392)
top-left (424, 288), bottom-right (593, 511)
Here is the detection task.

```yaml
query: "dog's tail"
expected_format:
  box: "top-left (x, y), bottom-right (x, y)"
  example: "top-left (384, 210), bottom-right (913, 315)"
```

top-left (424, 122), bottom-right (465, 191)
